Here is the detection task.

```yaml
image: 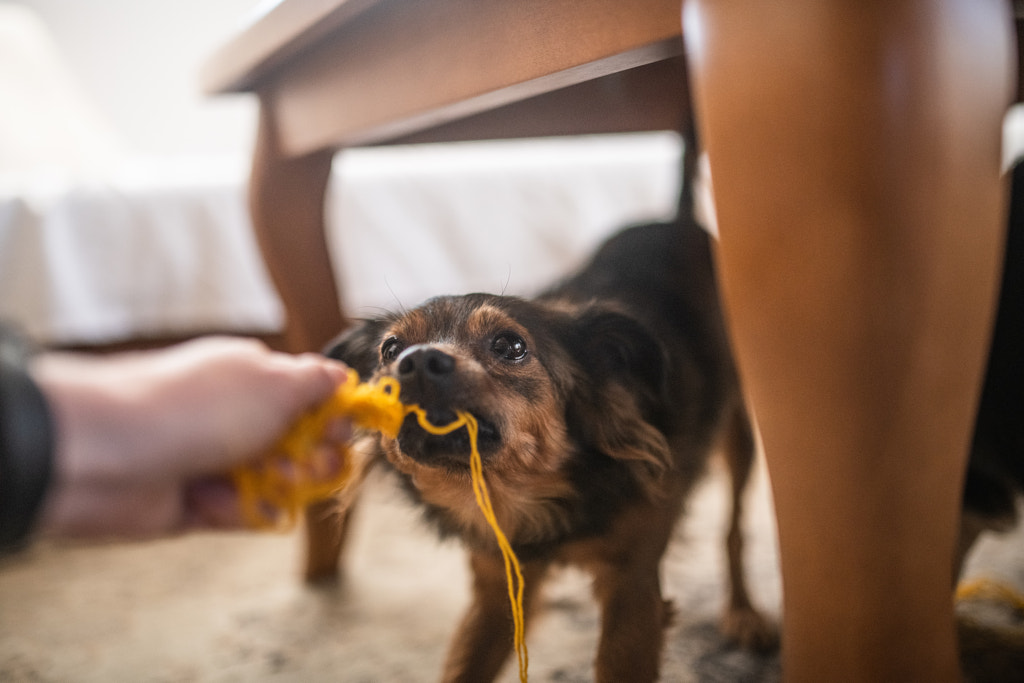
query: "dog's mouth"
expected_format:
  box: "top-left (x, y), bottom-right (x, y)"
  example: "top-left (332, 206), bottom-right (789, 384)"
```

top-left (394, 406), bottom-right (501, 468)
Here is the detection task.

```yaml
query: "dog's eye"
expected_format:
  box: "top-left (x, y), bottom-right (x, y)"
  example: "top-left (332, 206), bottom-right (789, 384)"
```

top-left (381, 337), bottom-right (404, 362)
top-left (491, 333), bottom-right (527, 362)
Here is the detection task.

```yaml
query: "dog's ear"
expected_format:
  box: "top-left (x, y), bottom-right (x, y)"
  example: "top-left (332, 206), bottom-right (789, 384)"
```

top-left (564, 307), bottom-right (673, 495)
top-left (323, 319), bottom-right (391, 379)
top-left (574, 308), bottom-right (667, 398)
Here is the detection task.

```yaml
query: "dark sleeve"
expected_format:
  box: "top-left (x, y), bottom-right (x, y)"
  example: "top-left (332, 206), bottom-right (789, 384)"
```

top-left (0, 324), bottom-right (54, 554)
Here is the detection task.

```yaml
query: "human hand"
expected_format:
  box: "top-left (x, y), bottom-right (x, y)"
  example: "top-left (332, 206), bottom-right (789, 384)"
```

top-left (30, 337), bottom-right (351, 539)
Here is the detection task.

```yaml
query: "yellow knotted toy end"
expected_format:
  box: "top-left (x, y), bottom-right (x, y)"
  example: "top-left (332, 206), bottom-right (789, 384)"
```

top-left (230, 369), bottom-right (405, 529)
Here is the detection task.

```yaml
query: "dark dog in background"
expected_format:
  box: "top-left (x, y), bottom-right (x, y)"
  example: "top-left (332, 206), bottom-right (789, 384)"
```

top-left (960, 162), bottom-right (1024, 572)
top-left (947, 162), bottom-right (1024, 682)
top-left (323, 141), bottom-right (776, 681)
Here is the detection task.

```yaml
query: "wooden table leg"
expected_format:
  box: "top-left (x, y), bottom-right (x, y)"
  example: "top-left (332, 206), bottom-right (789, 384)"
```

top-left (250, 98), bottom-right (343, 354)
top-left (250, 97), bottom-right (353, 581)
top-left (684, 0), bottom-right (1014, 680)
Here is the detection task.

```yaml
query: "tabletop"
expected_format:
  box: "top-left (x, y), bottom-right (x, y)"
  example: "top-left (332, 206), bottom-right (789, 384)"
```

top-left (201, 0), bottom-right (689, 154)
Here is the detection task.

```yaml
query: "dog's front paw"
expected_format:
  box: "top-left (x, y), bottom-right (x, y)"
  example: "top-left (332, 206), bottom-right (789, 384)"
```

top-left (721, 606), bottom-right (779, 653)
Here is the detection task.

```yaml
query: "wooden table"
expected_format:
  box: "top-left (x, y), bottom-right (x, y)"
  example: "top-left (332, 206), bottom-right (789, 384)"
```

top-left (202, 0), bottom-right (692, 352)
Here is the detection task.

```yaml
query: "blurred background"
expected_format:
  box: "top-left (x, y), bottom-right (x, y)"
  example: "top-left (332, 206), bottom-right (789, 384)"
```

top-left (2, 4), bottom-right (1023, 682)
top-left (5, 0), bottom-right (259, 164)
top-left (0, 0), bottom-right (683, 349)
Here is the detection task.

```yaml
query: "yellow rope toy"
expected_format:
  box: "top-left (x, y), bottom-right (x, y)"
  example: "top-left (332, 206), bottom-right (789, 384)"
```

top-left (230, 369), bottom-right (529, 683)
top-left (956, 576), bottom-right (1024, 613)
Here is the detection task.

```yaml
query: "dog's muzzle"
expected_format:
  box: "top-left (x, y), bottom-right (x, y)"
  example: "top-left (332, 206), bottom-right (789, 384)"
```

top-left (391, 345), bottom-right (499, 465)
top-left (395, 345), bottom-right (458, 415)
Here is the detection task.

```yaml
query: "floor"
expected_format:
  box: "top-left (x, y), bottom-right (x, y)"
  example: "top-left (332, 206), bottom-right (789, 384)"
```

top-left (0, 457), bottom-right (1021, 682)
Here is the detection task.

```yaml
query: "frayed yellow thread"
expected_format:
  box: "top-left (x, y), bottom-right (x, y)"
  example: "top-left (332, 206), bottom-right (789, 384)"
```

top-left (231, 369), bottom-right (405, 529)
top-left (405, 408), bottom-right (529, 683)
top-left (230, 372), bottom-right (529, 682)
top-left (956, 576), bottom-right (1024, 613)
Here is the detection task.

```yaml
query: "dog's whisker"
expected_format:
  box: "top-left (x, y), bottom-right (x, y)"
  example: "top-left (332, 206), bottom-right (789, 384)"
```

top-left (500, 263), bottom-right (513, 296)
top-left (382, 274), bottom-right (409, 315)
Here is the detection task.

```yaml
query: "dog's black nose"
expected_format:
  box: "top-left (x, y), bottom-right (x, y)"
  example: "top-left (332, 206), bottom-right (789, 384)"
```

top-left (397, 347), bottom-right (455, 381)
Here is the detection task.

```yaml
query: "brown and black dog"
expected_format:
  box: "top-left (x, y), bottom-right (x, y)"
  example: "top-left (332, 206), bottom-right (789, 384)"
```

top-left (322, 150), bottom-right (776, 680)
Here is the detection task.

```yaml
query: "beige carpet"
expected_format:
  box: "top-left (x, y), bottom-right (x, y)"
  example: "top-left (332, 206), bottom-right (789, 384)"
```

top-left (1, 458), bottom-right (1021, 682)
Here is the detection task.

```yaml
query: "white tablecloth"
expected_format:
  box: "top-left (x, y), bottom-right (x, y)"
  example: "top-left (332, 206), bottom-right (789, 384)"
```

top-left (0, 133), bottom-right (682, 346)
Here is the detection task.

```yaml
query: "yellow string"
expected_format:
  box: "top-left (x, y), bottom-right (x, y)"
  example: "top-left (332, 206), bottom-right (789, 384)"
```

top-left (405, 408), bottom-right (529, 683)
top-left (230, 369), bottom-right (405, 529)
top-left (230, 372), bottom-right (529, 682)
top-left (956, 576), bottom-right (1024, 613)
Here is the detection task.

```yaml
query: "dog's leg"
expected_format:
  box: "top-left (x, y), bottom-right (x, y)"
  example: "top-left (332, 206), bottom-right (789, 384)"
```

top-left (591, 556), bottom-right (671, 683)
top-left (441, 551), bottom-right (548, 683)
top-left (719, 403), bottom-right (778, 651)
top-left (302, 497), bottom-right (357, 582)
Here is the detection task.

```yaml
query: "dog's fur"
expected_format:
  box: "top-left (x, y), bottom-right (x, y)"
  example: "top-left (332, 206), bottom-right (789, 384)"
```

top-left (322, 152), bottom-right (776, 680)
